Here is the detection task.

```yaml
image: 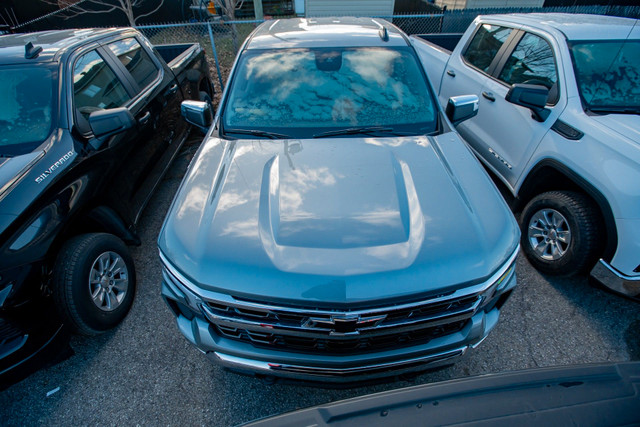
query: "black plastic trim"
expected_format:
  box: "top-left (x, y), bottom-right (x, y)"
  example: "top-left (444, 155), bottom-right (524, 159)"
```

top-left (487, 29), bottom-right (523, 76)
top-left (86, 206), bottom-right (140, 245)
top-left (551, 120), bottom-right (584, 140)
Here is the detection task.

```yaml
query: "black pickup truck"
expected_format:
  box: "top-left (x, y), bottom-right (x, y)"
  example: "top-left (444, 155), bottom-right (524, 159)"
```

top-left (0, 27), bottom-right (213, 383)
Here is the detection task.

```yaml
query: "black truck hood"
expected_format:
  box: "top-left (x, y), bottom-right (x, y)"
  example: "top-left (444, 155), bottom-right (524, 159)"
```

top-left (0, 151), bottom-right (45, 233)
top-left (0, 151), bottom-right (44, 199)
top-left (0, 132), bottom-right (77, 238)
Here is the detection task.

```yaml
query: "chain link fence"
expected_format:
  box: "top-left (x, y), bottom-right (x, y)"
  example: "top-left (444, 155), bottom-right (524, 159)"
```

top-left (138, 20), bottom-right (262, 97)
top-left (137, 15), bottom-right (446, 95)
top-left (10, 5), bottom-right (640, 97)
top-left (136, 4), bottom-right (640, 95)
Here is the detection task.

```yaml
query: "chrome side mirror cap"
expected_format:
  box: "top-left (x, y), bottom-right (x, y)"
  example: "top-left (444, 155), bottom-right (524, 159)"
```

top-left (446, 95), bottom-right (479, 125)
top-left (181, 100), bottom-right (213, 132)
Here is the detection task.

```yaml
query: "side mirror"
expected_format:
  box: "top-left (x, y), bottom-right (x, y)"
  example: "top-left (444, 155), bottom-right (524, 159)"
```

top-left (89, 107), bottom-right (135, 141)
top-left (181, 100), bottom-right (213, 132)
top-left (506, 84), bottom-right (550, 122)
top-left (446, 95), bottom-right (479, 125)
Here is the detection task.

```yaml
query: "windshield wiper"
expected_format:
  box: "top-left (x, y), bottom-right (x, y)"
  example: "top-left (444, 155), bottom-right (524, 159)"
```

top-left (587, 106), bottom-right (640, 115)
top-left (224, 128), bottom-right (291, 139)
top-left (313, 126), bottom-right (419, 139)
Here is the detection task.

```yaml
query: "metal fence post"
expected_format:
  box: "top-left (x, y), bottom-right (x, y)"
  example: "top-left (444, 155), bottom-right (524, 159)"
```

top-left (207, 21), bottom-right (224, 91)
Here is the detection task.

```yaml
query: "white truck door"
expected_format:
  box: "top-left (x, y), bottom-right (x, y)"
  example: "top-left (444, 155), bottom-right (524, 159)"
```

top-left (474, 31), bottom-right (566, 188)
top-left (438, 24), bottom-right (520, 160)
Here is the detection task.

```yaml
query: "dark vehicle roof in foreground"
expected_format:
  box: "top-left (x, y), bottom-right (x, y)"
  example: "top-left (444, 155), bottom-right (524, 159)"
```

top-left (246, 17), bottom-right (409, 49)
top-left (245, 362), bottom-right (640, 426)
top-left (0, 28), bottom-right (137, 65)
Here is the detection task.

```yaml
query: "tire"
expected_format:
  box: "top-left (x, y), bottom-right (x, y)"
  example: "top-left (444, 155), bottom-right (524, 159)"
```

top-left (520, 191), bottom-right (601, 276)
top-left (53, 233), bottom-right (136, 336)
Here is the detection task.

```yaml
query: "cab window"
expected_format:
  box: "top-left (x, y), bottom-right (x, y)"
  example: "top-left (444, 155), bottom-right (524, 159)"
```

top-left (108, 38), bottom-right (159, 90)
top-left (498, 33), bottom-right (558, 102)
top-left (462, 24), bottom-right (513, 73)
top-left (73, 49), bottom-right (131, 131)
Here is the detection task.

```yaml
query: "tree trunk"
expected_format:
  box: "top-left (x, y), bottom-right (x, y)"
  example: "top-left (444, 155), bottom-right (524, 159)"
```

top-left (222, 0), bottom-right (239, 53)
top-left (119, 0), bottom-right (135, 26)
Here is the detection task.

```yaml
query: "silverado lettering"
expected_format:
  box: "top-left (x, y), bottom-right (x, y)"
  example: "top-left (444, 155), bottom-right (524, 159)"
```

top-left (34, 151), bottom-right (74, 183)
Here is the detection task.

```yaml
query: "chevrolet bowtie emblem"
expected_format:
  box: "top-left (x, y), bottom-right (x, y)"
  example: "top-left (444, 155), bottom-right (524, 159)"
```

top-left (305, 314), bottom-right (387, 335)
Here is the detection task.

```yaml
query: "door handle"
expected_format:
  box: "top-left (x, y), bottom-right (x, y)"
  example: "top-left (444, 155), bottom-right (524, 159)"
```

top-left (138, 111), bottom-right (151, 125)
top-left (446, 69), bottom-right (456, 77)
top-left (482, 91), bottom-right (496, 102)
top-left (167, 83), bottom-right (178, 95)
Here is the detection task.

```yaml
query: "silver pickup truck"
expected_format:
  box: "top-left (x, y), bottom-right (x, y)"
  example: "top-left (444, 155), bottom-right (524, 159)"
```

top-left (158, 17), bottom-right (520, 383)
top-left (412, 13), bottom-right (640, 298)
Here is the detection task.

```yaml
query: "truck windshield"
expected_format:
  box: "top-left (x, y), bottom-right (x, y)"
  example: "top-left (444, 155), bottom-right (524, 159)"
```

top-left (222, 46), bottom-right (438, 138)
top-left (0, 67), bottom-right (54, 156)
top-left (570, 40), bottom-right (640, 112)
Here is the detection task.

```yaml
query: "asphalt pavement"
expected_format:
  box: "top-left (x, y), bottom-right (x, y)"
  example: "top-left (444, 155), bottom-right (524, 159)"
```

top-left (1, 137), bottom-right (639, 426)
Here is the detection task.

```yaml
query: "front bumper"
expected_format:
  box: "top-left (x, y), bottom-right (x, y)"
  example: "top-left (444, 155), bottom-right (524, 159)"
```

top-left (590, 259), bottom-right (640, 299)
top-left (160, 248), bottom-right (518, 383)
top-left (211, 345), bottom-right (467, 381)
top-left (172, 304), bottom-right (500, 383)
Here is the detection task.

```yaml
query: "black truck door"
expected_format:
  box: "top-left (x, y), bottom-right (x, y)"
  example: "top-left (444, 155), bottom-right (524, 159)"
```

top-left (103, 37), bottom-right (185, 223)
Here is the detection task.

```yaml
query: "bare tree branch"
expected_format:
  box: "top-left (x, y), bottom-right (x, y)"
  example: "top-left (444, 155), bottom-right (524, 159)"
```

top-left (42, 0), bottom-right (164, 27)
top-left (68, 3), bottom-right (119, 14)
top-left (133, 0), bottom-right (165, 24)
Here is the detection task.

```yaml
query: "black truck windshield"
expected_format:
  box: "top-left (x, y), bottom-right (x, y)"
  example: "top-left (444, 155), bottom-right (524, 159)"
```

top-left (570, 40), bottom-right (640, 112)
top-left (222, 46), bottom-right (438, 138)
top-left (0, 67), bottom-right (54, 156)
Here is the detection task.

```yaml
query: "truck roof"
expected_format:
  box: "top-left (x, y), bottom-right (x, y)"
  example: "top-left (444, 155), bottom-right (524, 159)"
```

top-left (0, 28), bottom-right (133, 65)
top-left (486, 13), bottom-right (640, 41)
top-left (247, 17), bottom-right (408, 49)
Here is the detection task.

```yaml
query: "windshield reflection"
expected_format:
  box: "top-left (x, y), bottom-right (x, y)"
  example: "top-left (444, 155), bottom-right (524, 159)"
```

top-left (223, 46), bottom-right (437, 137)
top-left (571, 40), bottom-right (640, 109)
top-left (0, 67), bottom-right (54, 155)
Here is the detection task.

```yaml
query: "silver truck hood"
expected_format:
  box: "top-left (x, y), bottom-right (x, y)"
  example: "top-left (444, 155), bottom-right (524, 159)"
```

top-left (591, 114), bottom-right (640, 144)
top-left (159, 134), bottom-right (519, 305)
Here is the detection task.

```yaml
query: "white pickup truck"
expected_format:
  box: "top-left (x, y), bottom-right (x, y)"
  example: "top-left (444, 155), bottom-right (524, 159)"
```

top-left (412, 13), bottom-right (640, 298)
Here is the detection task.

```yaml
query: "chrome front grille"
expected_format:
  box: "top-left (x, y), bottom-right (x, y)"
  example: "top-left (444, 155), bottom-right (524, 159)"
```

top-left (213, 320), bottom-right (468, 354)
top-left (198, 292), bottom-right (482, 354)
top-left (159, 246), bottom-right (518, 355)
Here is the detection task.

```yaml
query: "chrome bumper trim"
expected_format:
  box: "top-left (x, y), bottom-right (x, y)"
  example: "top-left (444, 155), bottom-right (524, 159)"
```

top-left (590, 259), bottom-right (640, 298)
top-left (212, 346), bottom-right (467, 382)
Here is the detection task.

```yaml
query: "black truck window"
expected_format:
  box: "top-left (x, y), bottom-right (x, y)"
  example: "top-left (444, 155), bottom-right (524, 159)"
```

top-left (73, 50), bottom-right (131, 125)
top-left (463, 24), bottom-right (513, 73)
top-left (498, 33), bottom-right (558, 97)
top-left (108, 38), bottom-right (159, 90)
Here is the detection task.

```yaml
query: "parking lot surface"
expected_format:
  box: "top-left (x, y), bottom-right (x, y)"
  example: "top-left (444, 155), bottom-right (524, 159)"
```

top-left (1, 138), bottom-right (638, 426)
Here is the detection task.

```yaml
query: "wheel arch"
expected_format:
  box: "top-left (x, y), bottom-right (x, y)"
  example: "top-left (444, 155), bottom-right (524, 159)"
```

top-left (516, 159), bottom-right (617, 262)
top-left (198, 75), bottom-right (214, 98)
top-left (185, 68), bottom-right (214, 100)
top-left (82, 206), bottom-right (141, 246)
top-left (49, 205), bottom-right (140, 261)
